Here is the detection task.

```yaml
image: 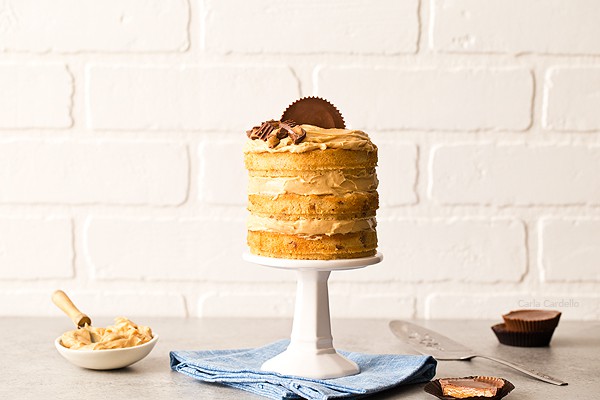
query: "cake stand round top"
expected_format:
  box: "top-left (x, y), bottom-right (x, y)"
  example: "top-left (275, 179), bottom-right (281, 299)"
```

top-left (242, 252), bottom-right (383, 271)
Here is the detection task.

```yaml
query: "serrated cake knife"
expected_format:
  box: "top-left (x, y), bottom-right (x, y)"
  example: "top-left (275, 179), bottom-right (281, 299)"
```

top-left (389, 320), bottom-right (567, 386)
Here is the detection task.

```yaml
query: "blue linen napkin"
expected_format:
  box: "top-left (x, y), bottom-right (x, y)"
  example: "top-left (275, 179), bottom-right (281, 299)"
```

top-left (170, 340), bottom-right (437, 400)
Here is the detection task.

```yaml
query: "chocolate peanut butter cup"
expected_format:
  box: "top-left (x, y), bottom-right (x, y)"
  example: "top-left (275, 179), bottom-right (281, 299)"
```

top-left (502, 309), bottom-right (561, 332)
top-left (281, 97), bottom-right (345, 129)
top-left (491, 323), bottom-right (556, 347)
top-left (425, 376), bottom-right (514, 400)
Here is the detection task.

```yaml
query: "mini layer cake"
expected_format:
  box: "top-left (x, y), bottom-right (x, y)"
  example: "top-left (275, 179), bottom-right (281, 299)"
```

top-left (244, 120), bottom-right (378, 260)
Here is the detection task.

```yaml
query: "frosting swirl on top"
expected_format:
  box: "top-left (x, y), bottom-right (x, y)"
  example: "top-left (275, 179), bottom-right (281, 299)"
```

top-left (244, 125), bottom-right (376, 154)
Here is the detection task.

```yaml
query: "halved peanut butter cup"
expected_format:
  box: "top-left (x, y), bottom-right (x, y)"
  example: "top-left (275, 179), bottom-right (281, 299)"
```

top-left (425, 376), bottom-right (514, 400)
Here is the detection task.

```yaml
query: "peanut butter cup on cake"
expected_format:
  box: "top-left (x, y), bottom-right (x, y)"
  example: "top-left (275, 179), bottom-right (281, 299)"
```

top-left (244, 97), bottom-right (378, 260)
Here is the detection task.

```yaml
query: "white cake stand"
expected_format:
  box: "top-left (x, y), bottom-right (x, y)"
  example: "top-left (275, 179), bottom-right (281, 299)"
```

top-left (243, 252), bottom-right (383, 379)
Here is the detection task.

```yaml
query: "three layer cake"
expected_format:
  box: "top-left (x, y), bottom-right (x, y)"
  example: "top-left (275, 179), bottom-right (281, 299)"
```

top-left (244, 98), bottom-right (378, 260)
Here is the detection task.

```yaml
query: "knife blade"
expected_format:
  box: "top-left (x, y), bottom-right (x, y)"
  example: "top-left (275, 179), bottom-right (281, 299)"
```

top-left (389, 320), bottom-right (477, 360)
top-left (389, 320), bottom-right (567, 386)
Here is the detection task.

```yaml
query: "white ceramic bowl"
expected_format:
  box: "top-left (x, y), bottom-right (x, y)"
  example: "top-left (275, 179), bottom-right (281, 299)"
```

top-left (54, 334), bottom-right (159, 370)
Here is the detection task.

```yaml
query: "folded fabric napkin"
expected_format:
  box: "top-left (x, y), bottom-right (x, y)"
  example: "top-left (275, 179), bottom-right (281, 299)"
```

top-left (170, 340), bottom-right (437, 400)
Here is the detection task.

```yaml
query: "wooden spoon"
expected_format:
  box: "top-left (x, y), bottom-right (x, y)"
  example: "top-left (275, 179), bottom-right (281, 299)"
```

top-left (52, 290), bottom-right (92, 328)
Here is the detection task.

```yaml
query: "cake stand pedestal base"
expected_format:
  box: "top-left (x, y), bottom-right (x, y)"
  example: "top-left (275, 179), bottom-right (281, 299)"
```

top-left (242, 252), bottom-right (383, 380)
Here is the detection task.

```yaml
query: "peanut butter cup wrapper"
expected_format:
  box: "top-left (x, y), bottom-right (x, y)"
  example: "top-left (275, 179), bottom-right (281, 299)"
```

top-left (502, 309), bottom-right (561, 332)
top-left (492, 323), bottom-right (555, 347)
top-left (425, 376), bottom-right (514, 400)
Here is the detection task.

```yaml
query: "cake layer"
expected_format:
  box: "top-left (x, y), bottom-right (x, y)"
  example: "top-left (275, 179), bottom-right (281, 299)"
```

top-left (247, 230), bottom-right (377, 260)
top-left (248, 168), bottom-right (375, 178)
top-left (245, 149), bottom-right (377, 172)
top-left (247, 215), bottom-right (376, 236)
top-left (247, 170), bottom-right (378, 197)
top-left (248, 193), bottom-right (378, 219)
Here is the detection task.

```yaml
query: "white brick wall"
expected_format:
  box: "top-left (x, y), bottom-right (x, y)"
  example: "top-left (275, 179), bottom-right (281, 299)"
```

top-left (379, 218), bottom-right (527, 283)
top-left (540, 218), bottom-right (600, 282)
top-left (543, 67), bottom-right (600, 132)
top-left (86, 65), bottom-right (300, 131)
top-left (203, 0), bottom-right (419, 54)
top-left (0, 217), bottom-right (72, 279)
top-left (0, 140), bottom-right (189, 205)
top-left (429, 144), bottom-right (600, 206)
top-left (198, 140), bottom-right (246, 205)
top-left (0, 0), bottom-right (189, 53)
top-left (376, 143), bottom-right (418, 206)
top-left (0, 64), bottom-right (72, 128)
top-left (430, 0), bottom-right (600, 55)
top-left (316, 67), bottom-right (533, 131)
top-left (1, 0), bottom-right (599, 321)
top-left (85, 216), bottom-right (281, 282)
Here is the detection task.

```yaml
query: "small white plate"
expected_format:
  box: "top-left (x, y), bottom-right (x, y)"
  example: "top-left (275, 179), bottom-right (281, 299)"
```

top-left (243, 252), bottom-right (383, 271)
top-left (55, 334), bottom-right (159, 370)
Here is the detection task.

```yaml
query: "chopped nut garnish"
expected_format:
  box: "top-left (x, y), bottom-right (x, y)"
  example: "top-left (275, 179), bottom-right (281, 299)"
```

top-left (267, 135), bottom-right (280, 148)
top-left (290, 125), bottom-right (307, 144)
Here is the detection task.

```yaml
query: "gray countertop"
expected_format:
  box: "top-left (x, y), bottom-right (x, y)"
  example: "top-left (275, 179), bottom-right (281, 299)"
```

top-left (1, 317), bottom-right (598, 399)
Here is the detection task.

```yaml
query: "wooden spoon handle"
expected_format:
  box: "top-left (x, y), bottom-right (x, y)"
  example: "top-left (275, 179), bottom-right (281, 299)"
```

top-left (52, 290), bottom-right (91, 328)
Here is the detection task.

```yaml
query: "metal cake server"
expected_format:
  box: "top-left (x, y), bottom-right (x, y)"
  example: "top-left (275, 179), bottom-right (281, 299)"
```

top-left (389, 320), bottom-right (567, 386)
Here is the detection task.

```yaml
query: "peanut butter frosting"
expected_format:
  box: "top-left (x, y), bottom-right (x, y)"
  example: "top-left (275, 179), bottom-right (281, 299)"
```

top-left (248, 170), bottom-right (378, 197)
top-left (247, 215), bottom-right (376, 235)
top-left (244, 125), bottom-right (376, 154)
top-left (60, 317), bottom-right (153, 350)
